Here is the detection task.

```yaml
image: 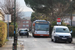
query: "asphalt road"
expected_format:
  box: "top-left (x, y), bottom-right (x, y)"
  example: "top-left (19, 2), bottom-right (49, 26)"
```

top-left (17, 32), bottom-right (75, 50)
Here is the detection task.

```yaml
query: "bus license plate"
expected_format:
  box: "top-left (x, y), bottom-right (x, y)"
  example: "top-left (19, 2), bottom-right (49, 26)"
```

top-left (62, 38), bottom-right (67, 39)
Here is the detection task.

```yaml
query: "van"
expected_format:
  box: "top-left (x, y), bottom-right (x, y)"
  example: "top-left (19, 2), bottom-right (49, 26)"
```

top-left (51, 26), bottom-right (72, 43)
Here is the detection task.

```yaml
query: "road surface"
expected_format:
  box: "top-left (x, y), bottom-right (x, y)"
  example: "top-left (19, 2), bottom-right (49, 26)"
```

top-left (17, 32), bottom-right (75, 50)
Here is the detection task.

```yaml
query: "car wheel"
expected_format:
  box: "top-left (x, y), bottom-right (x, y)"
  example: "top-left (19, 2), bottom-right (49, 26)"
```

top-left (68, 41), bottom-right (72, 43)
top-left (51, 37), bottom-right (53, 42)
top-left (54, 38), bottom-right (57, 42)
top-left (19, 34), bottom-right (21, 36)
top-left (51, 38), bottom-right (53, 42)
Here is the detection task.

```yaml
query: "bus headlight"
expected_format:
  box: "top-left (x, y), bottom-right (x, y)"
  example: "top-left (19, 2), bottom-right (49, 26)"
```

top-left (47, 32), bottom-right (49, 34)
top-left (35, 32), bottom-right (37, 34)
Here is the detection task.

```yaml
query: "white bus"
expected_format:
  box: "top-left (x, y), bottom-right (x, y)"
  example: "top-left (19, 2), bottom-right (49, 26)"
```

top-left (32, 20), bottom-right (50, 37)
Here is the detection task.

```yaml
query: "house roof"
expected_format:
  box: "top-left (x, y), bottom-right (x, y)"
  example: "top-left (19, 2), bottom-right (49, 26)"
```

top-left (65, 14), bottom-right (75, 16)
top-left (0, 7), bottom-right (5, 15)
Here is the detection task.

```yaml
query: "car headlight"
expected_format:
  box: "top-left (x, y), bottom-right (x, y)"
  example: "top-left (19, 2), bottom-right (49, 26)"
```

top-left (55, 34), bottom-right (59, 37)
top-left (69, 35), bottom-right (71, 38)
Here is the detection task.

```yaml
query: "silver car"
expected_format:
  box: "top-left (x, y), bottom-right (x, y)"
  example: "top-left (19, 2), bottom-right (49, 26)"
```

top-left (19, 29), bottom-right (28, 36)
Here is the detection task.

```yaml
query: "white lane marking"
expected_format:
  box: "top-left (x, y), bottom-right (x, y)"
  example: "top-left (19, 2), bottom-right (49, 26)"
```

top-left (52, 45), bottom-right (74, 49)
top-left (53, 46), bottom-right (63, 48)
top-left (34, 39), bottom-right (37, 41)
top-left (63, 46), bottom-right (74, 49)
top-left (32, 39), bottom-right (37, 41)
top-left (23, 49), bottom-right (26, 50)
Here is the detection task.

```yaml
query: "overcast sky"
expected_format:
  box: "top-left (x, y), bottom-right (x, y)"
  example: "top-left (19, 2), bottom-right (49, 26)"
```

top-left (17, 0), bottom-right (33, 12)
top-left (0, 0), bottom-right (33, 12)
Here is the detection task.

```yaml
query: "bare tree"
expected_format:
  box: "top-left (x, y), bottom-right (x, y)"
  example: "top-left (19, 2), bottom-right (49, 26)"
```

top-left (0, 0), bottom-right (23, 22)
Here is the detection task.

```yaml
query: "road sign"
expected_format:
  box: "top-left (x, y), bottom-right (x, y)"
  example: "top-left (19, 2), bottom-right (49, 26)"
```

top-left (57, 18), bottom-right (61, 22)
top-left (5, 14), bottom-right (11, 40)
top-left (5, 14), bottom-right (11, 22)
top-left (57, 18), bottom-right (61, 25)
top-left (57, 22), bottom-right (61, 25)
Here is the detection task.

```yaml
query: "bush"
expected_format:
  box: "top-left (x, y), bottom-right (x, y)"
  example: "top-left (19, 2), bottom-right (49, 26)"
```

top-left (10, 22), bottom-right (18, 28)
top-left (9, 22), bottom-right (18, 37)
top-left (62, 22), bottom-right (67, 26)
top-left (0, 21), bottom-right (7, 47)
top-left (68, 26), bottom-right (75, 37)
top-left (9, 25), bottom-right (14, 37)
top-left (51, 21), bottom-right (57, 26)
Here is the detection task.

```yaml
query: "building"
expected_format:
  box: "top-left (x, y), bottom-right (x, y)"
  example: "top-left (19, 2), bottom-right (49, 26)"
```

top-left (0, 8), bottom-right (5, 21)
top-left (63, 14), bottom-right (75, 26)
top-left (17, 18), bottom-right (32, 30)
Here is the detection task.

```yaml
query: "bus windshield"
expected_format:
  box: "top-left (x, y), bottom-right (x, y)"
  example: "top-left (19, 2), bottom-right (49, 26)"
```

top-left (35, 24), bottom-right (49, 31)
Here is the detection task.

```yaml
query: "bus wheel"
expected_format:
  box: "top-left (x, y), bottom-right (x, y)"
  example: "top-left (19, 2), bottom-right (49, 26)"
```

top-left (33, 34), bottom-right (35, 37)
top-left (32, 34), bottom-right (34, 37)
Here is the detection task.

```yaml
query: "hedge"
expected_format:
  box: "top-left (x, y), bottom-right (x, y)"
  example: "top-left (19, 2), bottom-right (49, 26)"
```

top-left (68, 26), bottom-right (75, 37)
top-left (9, 25), bottom-right (14, 37)
top-left (0, 21), bottom-right (7, 47)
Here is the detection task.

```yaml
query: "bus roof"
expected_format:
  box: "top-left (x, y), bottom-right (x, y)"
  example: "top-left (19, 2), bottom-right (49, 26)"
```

top-left (35, 20), bottom-right (46, 21)
top-left (33, 20), bottom-right (46, 22)
top-left (33, 20), bottom-right (50, 24)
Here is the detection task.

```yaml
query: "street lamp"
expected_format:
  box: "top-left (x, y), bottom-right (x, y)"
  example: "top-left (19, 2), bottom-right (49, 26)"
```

top-left (13, 0), bottom-right (17, 50)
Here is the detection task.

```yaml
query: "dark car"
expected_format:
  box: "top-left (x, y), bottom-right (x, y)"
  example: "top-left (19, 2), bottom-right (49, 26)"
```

top-left (19, 29), bottom-right (29, 36)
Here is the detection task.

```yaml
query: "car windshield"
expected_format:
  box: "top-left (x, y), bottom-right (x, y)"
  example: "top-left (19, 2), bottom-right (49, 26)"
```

top-left (56, 28), bottom-right (69, 33)
top-left (35, 24), bottom-right (49, 31)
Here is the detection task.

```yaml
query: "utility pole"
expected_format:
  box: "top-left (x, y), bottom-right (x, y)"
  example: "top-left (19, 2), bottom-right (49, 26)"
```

top-left (70, 0), bottom-right (72, 31)
top-left (13, 0), bottom-right (17, 50)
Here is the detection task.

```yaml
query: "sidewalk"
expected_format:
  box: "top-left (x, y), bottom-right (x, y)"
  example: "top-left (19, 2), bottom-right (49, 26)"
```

top-left (72, 38), bottom-right (75, 44)
top-left (0, 39), bottom-right (23, 50)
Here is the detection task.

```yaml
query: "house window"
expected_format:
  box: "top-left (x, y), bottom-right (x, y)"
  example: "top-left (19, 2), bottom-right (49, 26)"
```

top-left (23, 25), bottom-right (25, 27)
top-left (26, 25), bottom-right (29, 27)
top-left (26, 21), bottom-right (29, 23)
top-left (23, 21), bottom-right (25, 23)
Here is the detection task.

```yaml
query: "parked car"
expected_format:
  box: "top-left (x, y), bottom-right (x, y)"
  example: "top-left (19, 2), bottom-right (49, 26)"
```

top-left (51, 26), bottom-right (72, 43)
top-left (19, 29), bottom-right (29, 36)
